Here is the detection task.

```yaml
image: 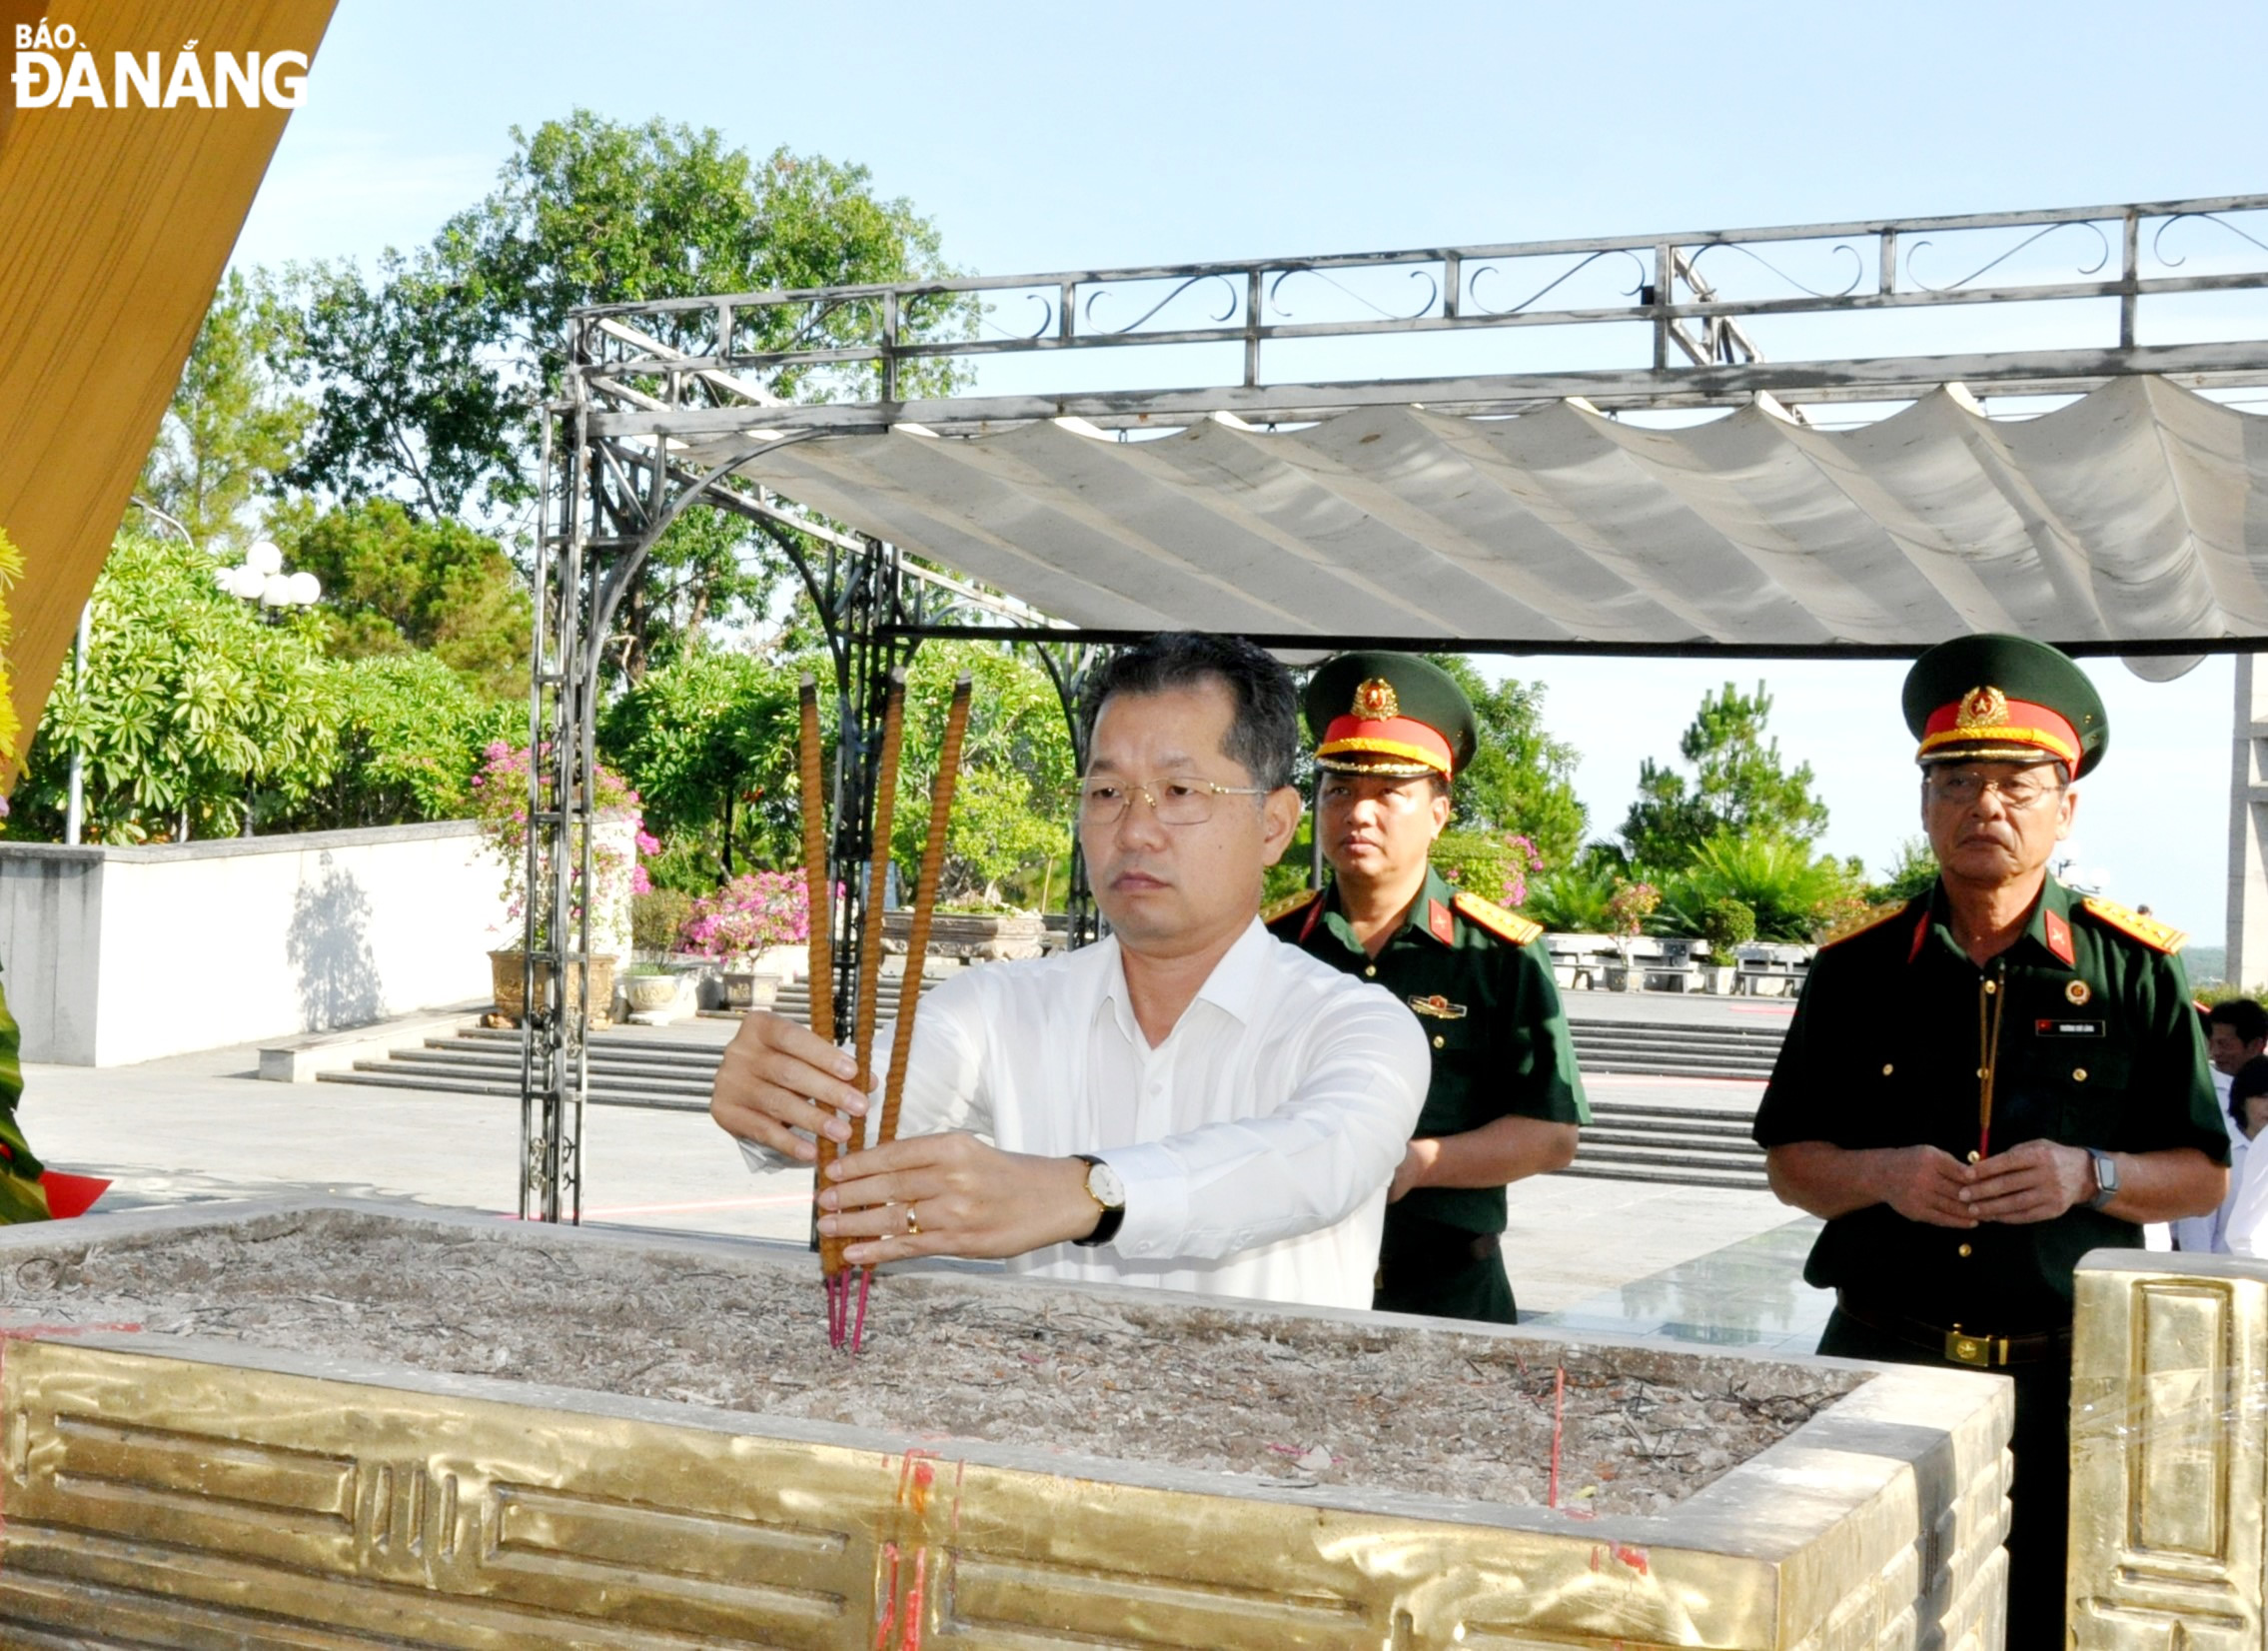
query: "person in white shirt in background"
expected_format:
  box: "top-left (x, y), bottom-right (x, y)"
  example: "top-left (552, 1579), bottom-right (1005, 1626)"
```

top-left (2218, 1057), bottom-right (2268, 1257)
top-left (2171, 999), bottom-right (2268, 1253)
top-left (709, 632), bottom-right (1430, 1310)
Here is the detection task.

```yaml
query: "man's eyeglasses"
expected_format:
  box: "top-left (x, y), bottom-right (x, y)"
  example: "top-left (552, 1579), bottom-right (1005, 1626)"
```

top-left (1075, 775), bottom-right (1269, 826)
top-left (1925, 768), bottom-right (2066, 811)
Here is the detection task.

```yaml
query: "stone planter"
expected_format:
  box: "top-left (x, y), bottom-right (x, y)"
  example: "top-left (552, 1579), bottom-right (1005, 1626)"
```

top-left (489, 949), bottom-right (617, 1028)
top-left (620, 970), bottom-right (679, 1014)
top-left (716, 968), bottom-right (781, 1010)
top-left (1701, 961), bottom-right (1739, 994)
top-left (881, 907), bottom-right (1046, 960)
top-left (1603, 960), bottom-right (1637, 991)
top-left (0, 1200), bottom-right (2010, 1651)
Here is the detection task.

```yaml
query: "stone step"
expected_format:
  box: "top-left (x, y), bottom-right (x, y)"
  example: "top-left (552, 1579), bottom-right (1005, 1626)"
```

top-left (319, 1066), bottom-right (709, 1112)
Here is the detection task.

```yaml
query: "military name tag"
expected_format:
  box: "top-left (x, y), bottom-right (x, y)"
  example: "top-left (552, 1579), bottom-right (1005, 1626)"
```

top-left (1409, 994), bottom-right (1468, 1019)
top-left (2034, 1017), bottom-right (2105, 1037)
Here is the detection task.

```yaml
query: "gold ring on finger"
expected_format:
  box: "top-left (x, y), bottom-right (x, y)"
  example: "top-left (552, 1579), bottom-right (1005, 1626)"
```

top-left (904, 1203), bottom-right (920, 1237)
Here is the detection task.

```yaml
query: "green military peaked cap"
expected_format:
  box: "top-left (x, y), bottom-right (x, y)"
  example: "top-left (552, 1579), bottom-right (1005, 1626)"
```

top-left (1302, 651), bottom-right (1479, 780)
top-left (1901, 633), bottom-right (2108, 779)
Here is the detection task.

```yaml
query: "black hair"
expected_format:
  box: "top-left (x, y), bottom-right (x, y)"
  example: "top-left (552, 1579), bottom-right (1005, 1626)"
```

top-left (2211, 997), bottom-right (2268, 1047)
top-left (2232, 1055), bottom-right (2268, 1126)
top-left (1084, 633), bottom-right (1298, 792)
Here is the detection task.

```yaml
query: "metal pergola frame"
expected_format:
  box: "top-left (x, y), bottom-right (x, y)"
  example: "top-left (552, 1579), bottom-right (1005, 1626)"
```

top-left (519, 193), bottom-right (2268, 1221)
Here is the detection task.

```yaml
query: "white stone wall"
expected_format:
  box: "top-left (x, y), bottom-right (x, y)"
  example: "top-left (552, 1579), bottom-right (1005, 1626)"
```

top-left (0, 823), bottom-right (513, 1065)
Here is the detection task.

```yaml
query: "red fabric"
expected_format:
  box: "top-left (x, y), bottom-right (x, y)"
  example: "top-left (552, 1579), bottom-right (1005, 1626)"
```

top-left (1429, 899), bottom-right (1455, 944)
top-left (2044, 908), bottom-right (2074, 965)
top-left (38, 1171), bottom-right (110, 1219)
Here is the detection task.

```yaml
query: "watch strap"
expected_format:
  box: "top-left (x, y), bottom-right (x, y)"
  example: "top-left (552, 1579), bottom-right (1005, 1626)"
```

top-left (2086, 1149), bottom-right (2119, 1210)
top-left (1070, 1152), bottom-right (1124, 1248)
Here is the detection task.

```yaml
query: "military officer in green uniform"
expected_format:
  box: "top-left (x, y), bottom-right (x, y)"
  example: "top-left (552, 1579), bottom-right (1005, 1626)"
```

top-left (1267, 652), bottom-right (1588, 1324)
top-left (1752, 634), bottom-right (2227, 1651)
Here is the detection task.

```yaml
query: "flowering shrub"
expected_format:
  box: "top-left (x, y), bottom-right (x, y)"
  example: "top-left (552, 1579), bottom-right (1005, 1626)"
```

top-left (1498, 833), bottom-right (1545, 908)
top-left (677, 870), bottom-right (811, 965)
top-left (1604, 877), bottom-right (1662, 937)
top-left (1433, 829), bottom-right (1548, 908)
top-left (472, 741), bottom-right (650, 951)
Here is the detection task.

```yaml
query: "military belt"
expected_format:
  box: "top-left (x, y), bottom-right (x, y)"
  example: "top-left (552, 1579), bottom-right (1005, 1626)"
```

top-left (1833, 1291), bottom-right (2072, 1368)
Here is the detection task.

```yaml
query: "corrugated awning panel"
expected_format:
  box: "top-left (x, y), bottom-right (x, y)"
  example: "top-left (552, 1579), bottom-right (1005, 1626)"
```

top-left (714, 376), bottom-right (2268, 652)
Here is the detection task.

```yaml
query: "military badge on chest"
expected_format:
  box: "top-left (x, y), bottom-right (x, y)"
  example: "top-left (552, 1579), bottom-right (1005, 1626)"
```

top-left (1408, 994), bottom-right (1468, 1019)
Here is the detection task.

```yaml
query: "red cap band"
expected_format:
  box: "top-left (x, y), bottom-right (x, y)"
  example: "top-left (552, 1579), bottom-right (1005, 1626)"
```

top-left (1317, 714), bottom-right (1454, 776)
top-left (1918, 695), bottom-right (2079, 767)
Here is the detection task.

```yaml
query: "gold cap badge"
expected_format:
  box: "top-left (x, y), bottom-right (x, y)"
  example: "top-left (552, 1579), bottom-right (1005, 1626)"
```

top-left (1955, 686), bottom-right (2008, 730)
top-left (1351, 678), bottom-right (1400, 720)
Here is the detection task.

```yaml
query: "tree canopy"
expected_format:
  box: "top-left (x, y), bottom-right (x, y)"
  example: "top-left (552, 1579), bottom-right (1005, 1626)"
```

top-left (271, 498), bottom-right (531, 701)
top-left (137, 268), bottom-right (310, 549)
top-left (1621, 680), bottom-right (1829, 870)
top-left (287, 112), bottom-right (972, 679)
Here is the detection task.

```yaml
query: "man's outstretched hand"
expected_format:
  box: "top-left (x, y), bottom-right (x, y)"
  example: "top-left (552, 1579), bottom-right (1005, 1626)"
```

top-left (709, 1011), bottom-right (869, 1161)
top-left (817, 1134), bottom-right (1101, 1264)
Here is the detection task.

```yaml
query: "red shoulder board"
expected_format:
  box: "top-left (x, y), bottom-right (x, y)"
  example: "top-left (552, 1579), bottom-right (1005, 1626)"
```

top-left (2042, 906), bottom-right (2074, 966)
top-left (2080, 895), bottom-right (2186, 954)
top-left (1451, 891), bottom-right (1543, 945)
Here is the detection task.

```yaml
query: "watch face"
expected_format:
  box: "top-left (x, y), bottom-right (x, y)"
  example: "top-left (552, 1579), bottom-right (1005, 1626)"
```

top-left (1087, 1161), bottom-right (1126, 1209)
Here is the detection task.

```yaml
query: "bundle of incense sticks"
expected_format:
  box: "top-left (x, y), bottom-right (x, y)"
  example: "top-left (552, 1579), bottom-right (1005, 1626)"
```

top-left (799, 671), bottom-right (975, 1351)
top-left (848, 673), bottom-right (973, 1350)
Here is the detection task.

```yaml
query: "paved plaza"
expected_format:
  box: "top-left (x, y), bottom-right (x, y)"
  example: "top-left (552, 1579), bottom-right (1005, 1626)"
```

top-left (15, 991), bottom-right (1834, 1354)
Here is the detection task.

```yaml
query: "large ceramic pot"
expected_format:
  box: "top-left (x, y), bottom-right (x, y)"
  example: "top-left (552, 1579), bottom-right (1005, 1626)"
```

top-left (489, 950), bottom-right (618, 1027)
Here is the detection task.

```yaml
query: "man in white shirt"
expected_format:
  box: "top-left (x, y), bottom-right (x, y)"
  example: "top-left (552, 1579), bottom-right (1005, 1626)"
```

top-left (710, 633), bottom-right (1431, 1309)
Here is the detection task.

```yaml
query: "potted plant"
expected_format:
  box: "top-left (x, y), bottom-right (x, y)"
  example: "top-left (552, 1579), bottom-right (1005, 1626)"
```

top-left (1697, 897), bottom-right (1756, 993)
top-left (678, 870), bottom-right (811, 1008)
top-left (474, 742), bottom-right (654, 1027)
top-left (618, 962), bottom-right (683, 1016)
top-left (1601, 878), bottom-right (1661, 991)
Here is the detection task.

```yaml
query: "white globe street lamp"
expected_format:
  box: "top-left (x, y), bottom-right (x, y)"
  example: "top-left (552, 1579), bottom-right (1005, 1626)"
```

top-left (214, 542), bottom-right (323, 836)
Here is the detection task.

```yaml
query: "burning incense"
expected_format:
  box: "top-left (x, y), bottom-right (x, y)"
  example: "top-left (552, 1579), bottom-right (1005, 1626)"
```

top-left (851, 674), bottom-right (973, 1351)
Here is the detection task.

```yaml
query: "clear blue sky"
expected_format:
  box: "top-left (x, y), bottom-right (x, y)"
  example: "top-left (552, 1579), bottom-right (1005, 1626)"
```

top-left (229, 0), bottom-right (2264, 945)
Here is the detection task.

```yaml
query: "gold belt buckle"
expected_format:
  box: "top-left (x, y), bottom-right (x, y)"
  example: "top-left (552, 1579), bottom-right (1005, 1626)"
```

top-left (1943, 1326), bottom-right (2004, 1368)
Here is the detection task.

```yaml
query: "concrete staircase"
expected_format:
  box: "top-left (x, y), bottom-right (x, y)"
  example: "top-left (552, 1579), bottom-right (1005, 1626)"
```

top-left (321, 1001), bottom-right (1780, 1190)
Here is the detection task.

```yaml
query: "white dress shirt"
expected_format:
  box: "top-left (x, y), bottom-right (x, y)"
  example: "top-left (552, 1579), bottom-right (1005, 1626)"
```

top-left (740, 917), bottom-right (1429, 1309)
top-left (2171, 1069), bottom-right (2244, 1254)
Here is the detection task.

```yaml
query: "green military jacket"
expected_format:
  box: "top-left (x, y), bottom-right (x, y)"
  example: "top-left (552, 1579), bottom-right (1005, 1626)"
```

top-left (1752, 876), bottom-right (2223, 1330)
top-left (0, 968), bottom-right (48, 1224)
top-left (1266, 866), bottom-right (1590, 1234)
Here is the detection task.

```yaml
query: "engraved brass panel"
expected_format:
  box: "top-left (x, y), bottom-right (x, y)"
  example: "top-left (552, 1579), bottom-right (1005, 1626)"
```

top-left (0, 1204), bottom-right (2016, 1651)
top-left (2070, 1254), bottom-right (2268, 1651)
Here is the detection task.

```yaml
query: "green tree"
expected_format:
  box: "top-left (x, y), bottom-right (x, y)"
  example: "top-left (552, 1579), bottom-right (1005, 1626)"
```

top-left (598, 648), bottom-right (805, 884)
top-left (1438, 658), bottom-right (1586, 867)
top-left (1656, 830), bottom-right (1864, 943)
top-left (891, 645), bottom-right (1076, 906)
top-left (271, 654), bottom-right (522, 831)
top-left (287, 250), bottom-right (515, 522)
top-left (138, 268), bottom-right (311, 548)
top-left (13, 535), bottom-right (340, 841)
top-left (1871, 835), bottom-right (1940, 904)
top-left (289, 112), bottom-right (972, 679)
top-left (1622, 681), bottom-right (1828, 869)
top-left (271, 498), bottom-right (531, 700)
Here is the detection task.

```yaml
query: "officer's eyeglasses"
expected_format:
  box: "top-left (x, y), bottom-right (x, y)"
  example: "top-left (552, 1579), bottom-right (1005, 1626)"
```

top-left (1925, 767), bottom-right (2066, 810)
top-left (1075, 775), bottom-right (1270, 826)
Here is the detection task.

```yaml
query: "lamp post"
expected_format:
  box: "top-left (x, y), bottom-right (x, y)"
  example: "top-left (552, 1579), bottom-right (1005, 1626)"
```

top-left (214, 541), bottom-right (321, 836)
